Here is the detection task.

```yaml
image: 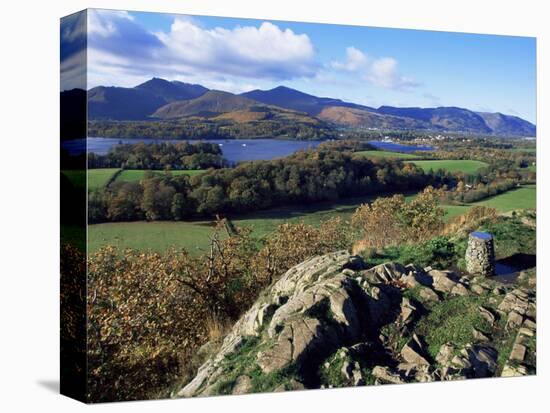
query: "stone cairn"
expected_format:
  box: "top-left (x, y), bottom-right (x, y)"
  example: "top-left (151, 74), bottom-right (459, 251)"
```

top-left (465, 231), bottom-right (495, 276)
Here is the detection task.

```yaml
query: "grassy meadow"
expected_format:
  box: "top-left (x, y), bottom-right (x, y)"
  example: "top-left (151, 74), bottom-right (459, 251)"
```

top-left (473, 185), bottom-right (536, 211)
top-left (409, 159), bottom-right (488, 174)
top-left (87, 184), bottom-right (535, 254)
top-left (88, 168), bottom-right (120, 190)
top-left (88, 193), bottom-right (415, 254)
top-left (86, 168), bottom-right (206, 190)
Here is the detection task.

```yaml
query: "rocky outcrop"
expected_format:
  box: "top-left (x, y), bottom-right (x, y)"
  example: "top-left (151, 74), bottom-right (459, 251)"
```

top-left (175, 251), bottom-right (536, 397)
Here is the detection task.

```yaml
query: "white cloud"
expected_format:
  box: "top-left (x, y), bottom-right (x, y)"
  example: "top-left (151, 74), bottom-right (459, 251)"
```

top-left (155, 19), bottom-right (316, 79)
top-left (330, 47), bottom-right (368, 72)
top-left (331, 46), bottom-right (419, 90)
top-left (86, 11), bottom-right (317, 88)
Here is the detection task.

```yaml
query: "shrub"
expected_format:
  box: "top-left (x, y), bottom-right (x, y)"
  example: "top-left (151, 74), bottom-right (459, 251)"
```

top-left (253, 217), bottom-right (351, 284)
top-left (86, 217), bottom-right (353, 401)
top-left (443, 206), bottom-right (498, 236)
top-left (351, 187), bottom-right (445, 251)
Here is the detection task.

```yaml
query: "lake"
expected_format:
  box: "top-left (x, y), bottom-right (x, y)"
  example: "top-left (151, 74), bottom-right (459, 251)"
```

top-left (61, 137), bottom-right (433, 164)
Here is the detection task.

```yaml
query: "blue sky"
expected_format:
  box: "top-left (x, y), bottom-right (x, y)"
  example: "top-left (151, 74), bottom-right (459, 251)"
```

top-left (61, 9), bottom-right (536, 123)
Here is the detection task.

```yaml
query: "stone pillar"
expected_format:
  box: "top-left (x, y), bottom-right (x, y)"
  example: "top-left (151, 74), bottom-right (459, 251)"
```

top-left (465, 231), bottom-right (495, 276)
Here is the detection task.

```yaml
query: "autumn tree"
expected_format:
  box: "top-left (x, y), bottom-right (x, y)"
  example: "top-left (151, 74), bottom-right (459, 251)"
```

top-left (351, 187), bottom-right (445, 251)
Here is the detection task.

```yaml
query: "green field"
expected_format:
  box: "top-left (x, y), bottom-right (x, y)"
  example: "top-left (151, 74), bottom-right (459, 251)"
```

top-left (88, 193), bottom-right (416, 254)
top-left (116, 169), bottom-right (205, 183)
top-left (355, 150), bottom-right (420, 159)
top-left (87, 169), bottom-right (206, 190)
top-left (409, 160), bottom-right (488, 174)
top-left (88, 168), bottom-right (120, 190)
top-left (473, 185), bottom-right (536, 211)
top-left (89, 221), bottom-right (215, 254)
top-left (88, 185), bottom-right (536, 255)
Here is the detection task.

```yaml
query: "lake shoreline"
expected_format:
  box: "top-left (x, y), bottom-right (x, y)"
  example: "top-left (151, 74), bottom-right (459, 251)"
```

top-left (62, 137), bottom-right (434, 163)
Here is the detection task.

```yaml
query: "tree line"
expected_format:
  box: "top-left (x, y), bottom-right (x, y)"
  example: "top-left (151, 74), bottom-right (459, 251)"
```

top-left (88, 141), bottom-right (227, 170)
top-left (88, 149), bottom-right (455, 223)
top-left (88, 118), bottom-right (336, 141)
top-left (440, 178), bottom-right (520, 204)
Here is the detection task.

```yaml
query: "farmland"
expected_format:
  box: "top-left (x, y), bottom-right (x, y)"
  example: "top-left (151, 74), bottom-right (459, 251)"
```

top-left (87, 168), bottom-right (119, 190)
top-left (87, 185), bottom-right (535, 254)
top-left (409, 159), bottom-right (488, 174)
top-left (473, 185), bottom-right (536, 211)
top-left (88, 193), bottom-right (416, 254)
top-left (86, 168), bottom-right (206, 190)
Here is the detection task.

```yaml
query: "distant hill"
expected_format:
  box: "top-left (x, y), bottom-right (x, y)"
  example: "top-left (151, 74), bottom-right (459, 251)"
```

top-left (476, 112), bottom-right (536, 136)
top-left (152, 90), bottom-right (258, 119)
top-left (152, 90), bottom-right (323, 130)
top-left (374, 106), bottom-right (535, 136)
top-left (376, 106), bottom-right (492, 134)
top-left (241, 86), bottom-right (373, 116)
top-left (82, 77), bottom-right (536, 136)
top-left (317, 106), bottom-right (427, 130)
top-left (135, 77), bottom-right (208, 102)
top-left (88, 78), bottom-right (209, 120)
top-left (88, 86), bottom-right (168, 120)
top-left (242, 86), bottom-right (535, 136)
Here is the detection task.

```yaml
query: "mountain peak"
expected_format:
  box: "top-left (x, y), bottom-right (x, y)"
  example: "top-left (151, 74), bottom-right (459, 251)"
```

top-left (136, 77), bottom-right (169, 86)
top-left (135, 78), bottom-right (208, 102)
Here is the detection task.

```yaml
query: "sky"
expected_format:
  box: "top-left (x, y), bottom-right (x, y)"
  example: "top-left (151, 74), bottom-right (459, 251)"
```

top-left (61, 9), bottom-right (537, 123)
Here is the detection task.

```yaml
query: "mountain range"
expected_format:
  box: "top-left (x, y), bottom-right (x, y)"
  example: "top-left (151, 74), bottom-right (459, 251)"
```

top-left (73, 77), bottom-right (535, 136)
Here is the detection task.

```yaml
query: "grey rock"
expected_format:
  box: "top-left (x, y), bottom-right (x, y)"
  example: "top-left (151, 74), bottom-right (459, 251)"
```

top-left (401, 334), bottom-right (430, 366)
top-left (419, 287), bottom-right (440, 302)
top-left (492, 286), bottom-right (506, 296)
top-left (436, 343), bottom-right (455, 366)
top-left (400, 297), bottom-right (417, 325)
top-left (372, 366), bottom-right (405, 384)
top-left (274, 379), bottom-right (305, 392)
top-left (470, 284), bottom-right (488, 296)
top-left (451, 283), bottom-right (470, 297)
top-left (428, 269), bottom-right (459, 293)
top-left (341, 361), bottom-right (353, 380)
top-left (506, 311), bottom-right (524, 330)
top-left (510, 343), bottom-right (527, 362)
top-left (451, 355), bottom-right (471, 370)
top-left (351, 362), bottom-right (364, 386)
top-left (362, 262), bottom-right (407, 284)
top-left (472, 328), bottom-right (490, 342)
top-left (478, 306), bottom-right (496, 326)
top-left (501, 363), bottom-right (529, 377)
